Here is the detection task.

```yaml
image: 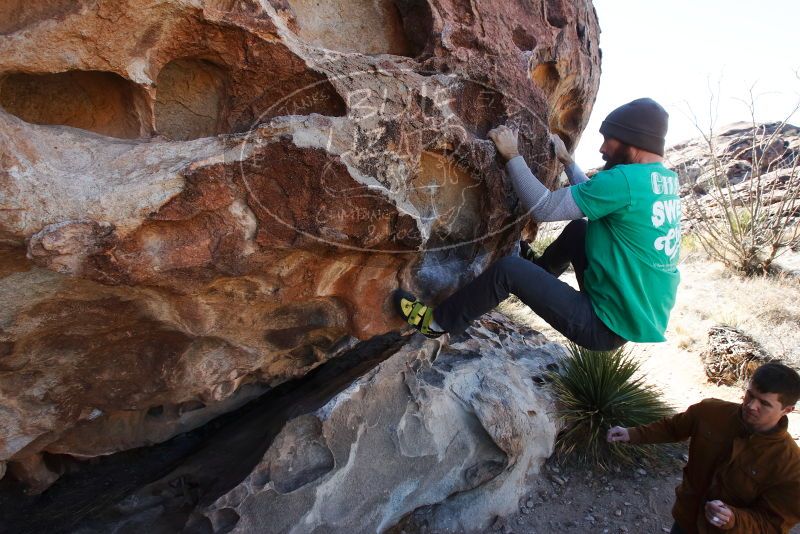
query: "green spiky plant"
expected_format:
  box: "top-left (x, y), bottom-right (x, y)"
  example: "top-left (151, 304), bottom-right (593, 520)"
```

top-left (549, 343), bottom-right (674, 468)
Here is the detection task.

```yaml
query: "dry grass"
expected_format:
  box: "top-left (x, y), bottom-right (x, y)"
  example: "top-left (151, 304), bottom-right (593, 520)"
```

top-left (677, 262), bottom-right (800, 364)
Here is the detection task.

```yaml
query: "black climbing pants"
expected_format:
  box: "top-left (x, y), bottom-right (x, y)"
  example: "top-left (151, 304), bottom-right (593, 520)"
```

top-left (434, 219), bottom-right (627, 351)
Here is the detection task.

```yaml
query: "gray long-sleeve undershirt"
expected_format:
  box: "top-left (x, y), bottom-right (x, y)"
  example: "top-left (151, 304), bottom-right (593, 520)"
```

top-left (565, 162), bottom-right (589, 185)
top-left (505, 156), bottom-right (586, 222)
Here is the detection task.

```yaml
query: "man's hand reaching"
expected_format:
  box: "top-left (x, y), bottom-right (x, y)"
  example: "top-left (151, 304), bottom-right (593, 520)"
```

top-left (488, 125), bottom-right (520, 162)
top-left (550, 133), bottom-right (573, 165)
top-left (606, 426), bottom-right (630, 443)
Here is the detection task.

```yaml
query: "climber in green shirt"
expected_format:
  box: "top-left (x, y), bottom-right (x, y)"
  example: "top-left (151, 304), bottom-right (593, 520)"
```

top-left (396, 98), bottom-right (681, 350)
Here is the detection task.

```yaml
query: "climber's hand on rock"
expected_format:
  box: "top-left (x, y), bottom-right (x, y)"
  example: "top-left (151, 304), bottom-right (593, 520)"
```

top-left (549, 133), bottom-right (573, 165)
top-left (488, 125), bottom-right (520, 162)
top-left (606, 426), bottom-right (630, 443)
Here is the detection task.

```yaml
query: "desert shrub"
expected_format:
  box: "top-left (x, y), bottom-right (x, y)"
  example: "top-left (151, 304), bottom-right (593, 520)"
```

top-left (701, 325), bottom-right (777, 386)
top-left (549, 343), bottom-right (673, 468)
top-left (684, 93), bottom-right (800, 275)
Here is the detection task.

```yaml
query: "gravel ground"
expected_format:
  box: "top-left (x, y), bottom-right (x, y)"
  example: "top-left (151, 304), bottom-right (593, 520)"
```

top-left (484, 454), bottom-right (686, 534)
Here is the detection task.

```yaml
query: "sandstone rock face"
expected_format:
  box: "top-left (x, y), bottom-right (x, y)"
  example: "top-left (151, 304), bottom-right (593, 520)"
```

top-left (0, 0), bottom-right (600, 487)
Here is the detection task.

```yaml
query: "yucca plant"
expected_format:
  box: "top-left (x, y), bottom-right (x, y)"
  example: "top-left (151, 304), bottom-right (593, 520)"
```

top-left (549, 343), bottom-right (674, 468)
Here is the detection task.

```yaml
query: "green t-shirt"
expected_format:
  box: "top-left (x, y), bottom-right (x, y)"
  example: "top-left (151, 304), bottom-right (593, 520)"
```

top-left (570, 163), bottom-right (680, 342)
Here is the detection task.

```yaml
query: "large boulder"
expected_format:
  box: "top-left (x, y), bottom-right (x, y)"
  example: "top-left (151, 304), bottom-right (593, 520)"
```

top-left (37, 314), bottom-right (562, 534)
top-left (0, 0), bottom-right (600, 487)
top-left (667, 121), bottom-right (800, 193)
top-left (199, 317), bottom-right (562, 534)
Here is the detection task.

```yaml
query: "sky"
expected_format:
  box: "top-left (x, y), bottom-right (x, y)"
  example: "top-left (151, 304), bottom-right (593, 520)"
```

top-left (574, 0), bottom-right (800, 169)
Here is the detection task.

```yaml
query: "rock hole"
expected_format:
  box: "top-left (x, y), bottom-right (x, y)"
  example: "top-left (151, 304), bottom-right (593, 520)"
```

top-left (512, 27), bottom-right (537, 51)
top-left (250, 465), bottom-right (270, 489)
top-left (260, 77), bottom-right (347, 121)
top-left (183, 514), bottom-right (214, 534)
top-left (557, 106), bottom-right (582, 135)
top-left (287, 0), bottom-right (414, 56)
top-left (531, 375), bottom-right (545, 385)
top-left (550, 126), bottom-right (574, 152)
top-left (394, 0), bottom-right (434, 57)
top-left (576, 22), bottom-right (587, 44)
top-left (545, 0), bottom-right (569, 28)
top-left (0, 71), bottom-right (150, 139)
top-left (146, 405), bottom-right (164, 418)
top-left (288, 345), bottom-right (318, 367)
top-left (531, 62), bottom-right (560, 100)
top-left (464, 459), bottom-right (505, 487)
top-left (209, 507), bottom-right (240, 534)
top-left (0, 244), bottom-right (32, 279)
top-left (0, 341), bottom-right (13, 358)
top-left (552, 89), bottom-right (585, 135)
top-left (155, 58), bottom-right (228, 141)
top-left (449, 28), bottom-right (477, 48)
top-left (178, 400), bottom-right (207, 415)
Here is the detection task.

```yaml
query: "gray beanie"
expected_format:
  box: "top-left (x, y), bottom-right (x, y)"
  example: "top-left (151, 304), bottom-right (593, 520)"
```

top-left (599, 98), bottom-right (669, 156)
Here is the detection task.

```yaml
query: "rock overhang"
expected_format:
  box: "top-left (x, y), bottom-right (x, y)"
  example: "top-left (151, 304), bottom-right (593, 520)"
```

top-left (0, 0), bottom-right (601, 492)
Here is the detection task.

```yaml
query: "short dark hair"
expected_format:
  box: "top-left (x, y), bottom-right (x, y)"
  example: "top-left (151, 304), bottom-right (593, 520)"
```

top-left (751, 363), bottom-right (800, 407)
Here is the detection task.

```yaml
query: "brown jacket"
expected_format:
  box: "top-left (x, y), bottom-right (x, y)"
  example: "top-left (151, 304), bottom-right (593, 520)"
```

top-left (628, 398), bottom-right (800, 534)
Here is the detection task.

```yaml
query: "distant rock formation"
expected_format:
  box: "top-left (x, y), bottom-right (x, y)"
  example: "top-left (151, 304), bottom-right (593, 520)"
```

top-left (667, 121), bottom-right (800, 198)
top-left (666, 121), bottom-right (800, 272)
top-left (0, 0), bottom-right (600, 496)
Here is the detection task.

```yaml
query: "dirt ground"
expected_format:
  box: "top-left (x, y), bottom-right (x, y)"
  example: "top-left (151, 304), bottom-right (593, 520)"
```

top-left (485, 456), bottom-right (685, 534)
top-left (490, 248), bottom-right (800, 534)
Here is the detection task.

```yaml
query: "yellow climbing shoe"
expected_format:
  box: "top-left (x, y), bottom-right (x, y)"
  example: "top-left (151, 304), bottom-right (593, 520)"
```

top-left (393, 289), bottom-right (444, 339)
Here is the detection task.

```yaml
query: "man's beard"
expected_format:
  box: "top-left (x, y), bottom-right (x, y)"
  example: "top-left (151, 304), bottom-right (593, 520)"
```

top-left (602, 146), bottom-right (633, 170)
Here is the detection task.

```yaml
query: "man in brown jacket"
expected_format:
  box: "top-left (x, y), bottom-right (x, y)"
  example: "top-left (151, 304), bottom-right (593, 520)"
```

top-left (607, 362), bottom-right (800, 533)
